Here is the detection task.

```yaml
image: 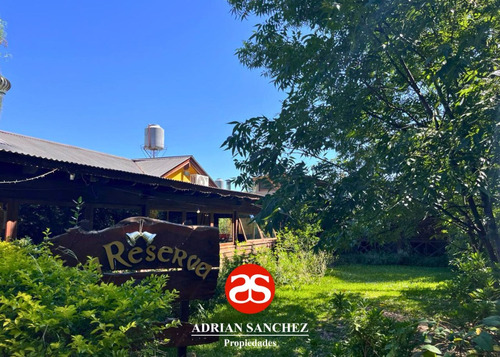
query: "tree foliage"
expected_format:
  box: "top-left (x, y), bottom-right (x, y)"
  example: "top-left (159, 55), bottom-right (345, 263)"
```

top-left (224, 0), bottom-right (500, 262)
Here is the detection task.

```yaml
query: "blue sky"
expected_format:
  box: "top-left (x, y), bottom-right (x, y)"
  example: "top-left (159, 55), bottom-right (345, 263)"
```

top-left (0, 1), bottom-right (284, 184)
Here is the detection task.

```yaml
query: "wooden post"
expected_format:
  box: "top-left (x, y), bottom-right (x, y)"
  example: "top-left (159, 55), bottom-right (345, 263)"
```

top-left (232, 211), bottom-right (238, 245)
top-left (84, 204), bottom-right (94, 230)
top-left (238, 218), bottom-right (247, 242)
top-left (256, 224), bottom-right (265, 239)
top-left (178, 300), bottom-right (190, 357)
top-left (5, 200), bottom-right (19, 241)
top-left (141, 204), bottom-right (151, 217)
top-left (181, 211), bottom-right (187, 225)
top-left (209, 213), bottom-right (214, 227)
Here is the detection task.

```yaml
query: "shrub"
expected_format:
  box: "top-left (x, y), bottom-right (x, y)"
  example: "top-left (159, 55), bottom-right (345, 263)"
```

top-left (448, 251), bottom-right (498, 302)
top-left (410, 250), bottom-right (500, 356)
top-left (330, 292), bottom-right (419, 356)
top-left (243, 227), bottom-right (333, 288)
top-left (0, 240), bottom-right (177, 356)
top-left (411, 250), bottom-right (500, 356)
top-left (415, 317), bottom-right (500, 356)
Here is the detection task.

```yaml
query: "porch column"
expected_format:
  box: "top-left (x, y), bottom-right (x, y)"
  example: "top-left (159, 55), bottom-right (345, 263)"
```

top-left (5, 200), bottom-right (19, 241)
top-left (141, 204), bottom-right (151, 217)
top-left (84, 204), bottom-right (94, 230)
top-left (232, 211), bottom-right (238, 245)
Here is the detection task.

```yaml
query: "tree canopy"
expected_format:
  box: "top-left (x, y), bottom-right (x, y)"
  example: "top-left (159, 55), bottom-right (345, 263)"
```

top-left (224, 0), bottom-right (500, 262)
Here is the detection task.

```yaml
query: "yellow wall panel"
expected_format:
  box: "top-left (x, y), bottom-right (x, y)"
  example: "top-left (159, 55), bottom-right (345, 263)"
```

top-left (163, 164), bottom-right (201, 183)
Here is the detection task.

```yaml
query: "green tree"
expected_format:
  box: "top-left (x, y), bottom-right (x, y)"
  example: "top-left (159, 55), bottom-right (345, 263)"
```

top-left (224, 1), bottom-right (500, 262)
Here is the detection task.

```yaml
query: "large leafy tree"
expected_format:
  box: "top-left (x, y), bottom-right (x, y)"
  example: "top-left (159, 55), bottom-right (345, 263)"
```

top-left (224, 0), bottom-right (500, 262)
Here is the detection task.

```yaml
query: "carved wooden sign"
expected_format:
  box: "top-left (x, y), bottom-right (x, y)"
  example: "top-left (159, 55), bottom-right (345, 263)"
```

top-left (49, 217), bottom-right (220, 301)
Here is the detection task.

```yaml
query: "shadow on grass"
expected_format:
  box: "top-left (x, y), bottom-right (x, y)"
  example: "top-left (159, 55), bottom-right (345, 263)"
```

top-left (398, 285), bottom-right (455, 316)
top-left (326, 264), bottom-right (453, 284)
top-left (324, 283), bottom-right (454, 319)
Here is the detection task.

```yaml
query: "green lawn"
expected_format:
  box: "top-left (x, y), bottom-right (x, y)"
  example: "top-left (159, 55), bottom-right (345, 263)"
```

top-left (160, 264), bottom-right (453, 357)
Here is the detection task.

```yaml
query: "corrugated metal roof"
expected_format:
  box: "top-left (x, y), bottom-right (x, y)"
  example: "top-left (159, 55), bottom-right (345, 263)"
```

top-left (0, 130), bottom-right (144, 174)
top-left (0, 132), bottom-right (205, 179)
top-left (0, 130), bottom-right (260, 200)
top-left (134, 156), bottom-right (192, 177)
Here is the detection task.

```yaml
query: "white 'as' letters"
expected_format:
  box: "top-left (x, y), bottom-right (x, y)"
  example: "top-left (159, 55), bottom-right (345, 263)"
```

top-left (229, 274), bottom-right (272, 304)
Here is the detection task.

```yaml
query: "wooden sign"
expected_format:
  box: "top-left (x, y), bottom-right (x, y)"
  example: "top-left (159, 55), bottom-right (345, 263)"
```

top-left (50, 217), bottom-right (220, 301)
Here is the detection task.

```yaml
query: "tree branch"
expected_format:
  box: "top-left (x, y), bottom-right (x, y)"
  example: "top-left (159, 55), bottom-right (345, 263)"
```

top-left (373, 29), bottom-right (438, 129)
top-left (362, 80), bottom-right (424, 127)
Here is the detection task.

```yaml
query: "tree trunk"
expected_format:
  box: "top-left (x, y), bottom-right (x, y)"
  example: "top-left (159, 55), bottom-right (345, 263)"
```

top-left (481, 191), bottom-right (500, 264)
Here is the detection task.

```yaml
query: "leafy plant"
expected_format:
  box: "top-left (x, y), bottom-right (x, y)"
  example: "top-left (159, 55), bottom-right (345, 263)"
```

top-left (0, 241), bottom-right (177, 356)
top-left (250, 227), bottom-right (333, 288)
top-left (414, 249), bottom-right (500, 356)
top-left (416, 317), bottom-right (500, 356)
top-left (445, 249), bottom-right (500, 326)
top-left (70, 196), bottom-right (84, 227)
top-left (330, 291), bottom-right (418, 356)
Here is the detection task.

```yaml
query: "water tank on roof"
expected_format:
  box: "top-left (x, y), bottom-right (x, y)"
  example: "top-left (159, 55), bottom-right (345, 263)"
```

top-left (144, 124), bottom-right (164, 152)
top-left (215, 178), bottom-right (224, 189)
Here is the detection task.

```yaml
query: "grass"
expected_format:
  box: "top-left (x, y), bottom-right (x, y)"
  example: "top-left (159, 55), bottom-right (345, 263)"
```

top-left (157, 264), bottom-right (454, 357)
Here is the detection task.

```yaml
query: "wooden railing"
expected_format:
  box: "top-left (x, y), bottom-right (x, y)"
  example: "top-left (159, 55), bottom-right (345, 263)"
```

top-left (220, 237), bottom-right (277, 261)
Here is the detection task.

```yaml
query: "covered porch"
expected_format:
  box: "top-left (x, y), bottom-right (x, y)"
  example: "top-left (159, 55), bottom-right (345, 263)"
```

top-left (0, 130), bottom-right (276, 258)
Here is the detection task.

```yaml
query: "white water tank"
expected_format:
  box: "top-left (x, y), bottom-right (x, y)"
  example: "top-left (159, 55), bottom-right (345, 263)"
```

top-left (144, 124), bottom-right (164, 151)
top-left (215, 178), bottom-right (224, 189)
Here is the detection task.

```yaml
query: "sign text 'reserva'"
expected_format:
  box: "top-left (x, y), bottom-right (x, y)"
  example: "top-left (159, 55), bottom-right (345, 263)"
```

top-left (102, 241), bottom-right (212, 280)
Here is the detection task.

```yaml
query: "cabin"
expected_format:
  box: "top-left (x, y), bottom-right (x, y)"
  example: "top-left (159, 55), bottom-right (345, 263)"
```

top-left (0, 130), bottom-right (276, 259)
top-left (252, 176), bottom-right (278, 195)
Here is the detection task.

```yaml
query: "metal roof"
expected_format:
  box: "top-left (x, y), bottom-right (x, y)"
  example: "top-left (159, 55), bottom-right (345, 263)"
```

top-left (0, 130), bottom-right (262, 200)
top-left (0, 130), bottom-right (144, 175)
top-left (134, 156), bottom-right (192, 177)
top-left (0, 131), bottom-right (207, 179)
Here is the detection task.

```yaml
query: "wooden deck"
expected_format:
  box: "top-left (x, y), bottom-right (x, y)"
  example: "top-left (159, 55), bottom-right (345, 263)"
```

top-left (220, 237), bottom-right (277, 261)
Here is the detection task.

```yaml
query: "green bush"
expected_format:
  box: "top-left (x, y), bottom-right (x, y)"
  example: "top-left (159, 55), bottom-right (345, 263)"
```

top-left (398, 250), bottom-right (500, 356)
top-left (0, 240), bottom-right (177, 356)
top-left (242, 226), bottom-right (333, 288)
top-left (448, 251), bottom-right (498, 302)
top-left (415, 317), bottom-right (500, 356)
top-left (410, 250), bottom-right (500, 356)
top-left (330, 292), bottom-right (419, 356)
